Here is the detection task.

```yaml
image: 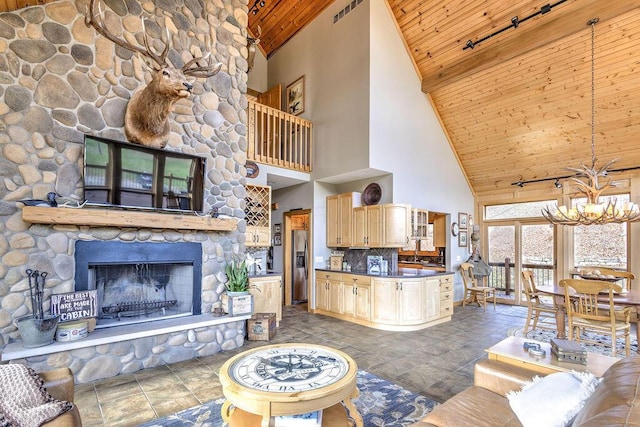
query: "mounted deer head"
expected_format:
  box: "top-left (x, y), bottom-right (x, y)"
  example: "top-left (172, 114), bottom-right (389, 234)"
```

top-left (85, 0), bottom-right (222, 149)
top-left (247, 26), bottom-right (261, 72)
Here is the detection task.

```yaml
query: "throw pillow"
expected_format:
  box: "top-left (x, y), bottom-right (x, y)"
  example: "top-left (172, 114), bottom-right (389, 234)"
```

top-left (0, 364), bottom-right (73, 427)
top-left (506, 370), bottom-right (600, 427)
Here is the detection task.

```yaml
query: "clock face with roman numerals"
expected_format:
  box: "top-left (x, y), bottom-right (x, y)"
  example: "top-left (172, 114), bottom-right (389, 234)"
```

top-left (228, 346), bottom-right (350, 392)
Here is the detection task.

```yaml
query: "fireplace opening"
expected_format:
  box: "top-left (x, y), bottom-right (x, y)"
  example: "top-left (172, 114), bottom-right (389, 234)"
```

top-left (74, 241), bottom-right (202, 328)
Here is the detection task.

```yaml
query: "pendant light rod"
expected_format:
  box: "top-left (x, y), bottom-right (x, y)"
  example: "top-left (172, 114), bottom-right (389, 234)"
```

top-left (464, 0), bottom-right (568, 50)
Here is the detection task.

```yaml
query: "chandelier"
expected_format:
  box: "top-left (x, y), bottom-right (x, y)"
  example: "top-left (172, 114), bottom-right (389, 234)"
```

top-left (542, 18), bottom-right (640, 226)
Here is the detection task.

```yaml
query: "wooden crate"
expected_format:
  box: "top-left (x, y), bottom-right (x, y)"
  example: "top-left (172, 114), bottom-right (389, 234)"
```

top-left (221, 294), bottom-right (253, 316)
top-left (248, 313), bottom-right (276, 341)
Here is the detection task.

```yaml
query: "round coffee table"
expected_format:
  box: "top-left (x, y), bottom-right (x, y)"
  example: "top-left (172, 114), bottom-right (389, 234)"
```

top-left (219, 343), bottom-right (363, 427)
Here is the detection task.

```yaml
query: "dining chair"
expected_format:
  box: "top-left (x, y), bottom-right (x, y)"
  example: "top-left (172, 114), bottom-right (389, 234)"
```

top-left (559, 278), bottom-right (631, 357)
top-left (521, 270), bottom-right (559, 334)
top-left (460, 262), bottom-right (496, 312)
top-left (577, 267), bottom-right (635, 291)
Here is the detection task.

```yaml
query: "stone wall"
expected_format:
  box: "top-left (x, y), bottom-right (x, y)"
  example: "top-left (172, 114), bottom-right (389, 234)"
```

top-left (0, 0), bottom-right (253, 380)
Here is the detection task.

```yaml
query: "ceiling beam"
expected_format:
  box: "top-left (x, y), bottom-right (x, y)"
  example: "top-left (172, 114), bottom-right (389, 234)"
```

top-left (421, 0), bottom-right (640, 94)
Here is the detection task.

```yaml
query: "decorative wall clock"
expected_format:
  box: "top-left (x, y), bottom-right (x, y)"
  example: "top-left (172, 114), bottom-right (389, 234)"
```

top-left (451, 222), bottom-right (459, 236)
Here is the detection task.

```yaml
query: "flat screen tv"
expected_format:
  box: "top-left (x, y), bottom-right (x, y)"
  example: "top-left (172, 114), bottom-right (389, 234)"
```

top-left (83, 135), bottom-right (206, 213)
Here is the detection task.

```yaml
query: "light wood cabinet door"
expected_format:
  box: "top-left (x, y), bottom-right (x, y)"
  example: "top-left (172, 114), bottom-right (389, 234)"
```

top-left (343, 282), bottom-right (356, 317)
top-left (371, 278), bottom-right (399, 323)
top-left (398, 279), bottom-right (424, 324)
top-left (352, 206), bottom-right (367, 247)
top-left (343, 274), bottom-right (370, 320)
top-left (366, 205), bottom-right (383, 247)
top-left (249, 275), bottom-right (282, 323)
top-left (338, 194), bottom-right (355, 247)
top-left (354, 284), bottom-right (371, 321)
top-left (382, 204), bottom-right (411, 248)
top-left (352, 205), bottom-right (382, 248)
top-left (424, 278), bottom-right (441, 321)
top-left (433, 214), bottom-right (447, 247)
top-left (326, 193), bottom-right (360, 247)
top-left (246, 226), bottom-right (271, 247)
top-left (328, 279), bottom-right (344, 314)
top-left (315, 278), bottom-right (330, 311)
top-left (326, 195), bottom-right (340, 247)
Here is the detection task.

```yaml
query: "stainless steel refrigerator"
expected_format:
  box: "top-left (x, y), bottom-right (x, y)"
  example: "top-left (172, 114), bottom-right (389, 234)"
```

top-left (292, 229), bottom-right (308, 303)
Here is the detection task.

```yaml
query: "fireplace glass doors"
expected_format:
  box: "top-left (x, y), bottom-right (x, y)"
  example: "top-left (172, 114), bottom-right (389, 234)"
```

top-left (74, 241), bottom-right (202, 328)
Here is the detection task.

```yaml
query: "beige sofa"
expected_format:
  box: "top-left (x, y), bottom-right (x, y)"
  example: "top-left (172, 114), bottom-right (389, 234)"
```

top-left (40, 368), bottom-right (82, 427)
top-left (412, 355), bottom-right (640, 426)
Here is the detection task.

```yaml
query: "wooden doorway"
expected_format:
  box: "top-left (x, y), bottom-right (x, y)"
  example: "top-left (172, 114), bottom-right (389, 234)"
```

top-left (283, 210), bottom-right (312, 307)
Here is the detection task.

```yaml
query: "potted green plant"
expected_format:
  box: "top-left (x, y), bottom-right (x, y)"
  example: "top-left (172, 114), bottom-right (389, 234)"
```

top-left (225, 259), bottom-right (250, 295)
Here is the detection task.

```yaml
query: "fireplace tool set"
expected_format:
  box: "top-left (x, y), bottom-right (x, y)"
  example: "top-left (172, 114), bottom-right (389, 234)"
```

top-left (26, 269), bottom-right (48, 319)
top-left (15, 269), bottom-right (59, 347)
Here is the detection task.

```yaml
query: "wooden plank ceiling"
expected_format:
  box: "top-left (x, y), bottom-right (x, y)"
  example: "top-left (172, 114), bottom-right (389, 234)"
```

top-left (4, 0), bottom-right (640, 197)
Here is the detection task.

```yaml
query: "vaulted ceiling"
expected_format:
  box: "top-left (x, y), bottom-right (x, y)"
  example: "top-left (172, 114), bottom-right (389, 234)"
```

top-left (248, 0), bottom-right (640, 197)
top-left (4, 0), bottom-right (640, 196)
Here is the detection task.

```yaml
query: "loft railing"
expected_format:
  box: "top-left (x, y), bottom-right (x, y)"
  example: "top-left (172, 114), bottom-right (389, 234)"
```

top-left (247, 100), bottom-right (313, 173)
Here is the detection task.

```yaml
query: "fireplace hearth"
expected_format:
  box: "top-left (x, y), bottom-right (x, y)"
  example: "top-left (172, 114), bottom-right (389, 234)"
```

top-left (74, 241), bottom-right (202, 328)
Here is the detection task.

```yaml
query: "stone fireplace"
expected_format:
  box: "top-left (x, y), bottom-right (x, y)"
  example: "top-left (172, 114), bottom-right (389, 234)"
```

top-left (74, 241), bottom-right (202, 328)
top-left (0, 0), bottom-right (253, 384)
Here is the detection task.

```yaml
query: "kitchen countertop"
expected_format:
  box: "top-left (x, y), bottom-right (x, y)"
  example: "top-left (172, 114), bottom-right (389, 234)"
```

top-left (248, 271), bottom-right (282, 277)
top-left (315, 268), bottom-right (452, 278)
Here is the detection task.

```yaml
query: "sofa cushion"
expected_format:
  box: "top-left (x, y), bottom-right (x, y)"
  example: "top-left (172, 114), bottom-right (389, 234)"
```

top-left (571, 355), bottom-right (640, 426)
top-left (507, 371), bottom-right (600, 427)
top-left (418, 386), bottom-right (522, 427)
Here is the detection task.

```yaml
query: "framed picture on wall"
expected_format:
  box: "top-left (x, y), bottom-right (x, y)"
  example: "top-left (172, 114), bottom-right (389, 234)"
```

top-left (458, 230), bottom-right (468, 247)
top-left (458, 213), bottom-right (468, 230)
top-left (274, 223), bottom-right (282, 233)
top-left (273, 233), bottom-right (282, 246)
top-left (286, 75), bottom-right (305, 115)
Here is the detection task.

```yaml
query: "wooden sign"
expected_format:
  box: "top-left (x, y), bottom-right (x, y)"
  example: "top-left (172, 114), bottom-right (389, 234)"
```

top-left (51, 290), bottom-right (98, 322)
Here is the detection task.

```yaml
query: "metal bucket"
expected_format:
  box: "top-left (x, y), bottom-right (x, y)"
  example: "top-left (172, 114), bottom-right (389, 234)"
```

top-left (15, 315), bottom-right (59, 348)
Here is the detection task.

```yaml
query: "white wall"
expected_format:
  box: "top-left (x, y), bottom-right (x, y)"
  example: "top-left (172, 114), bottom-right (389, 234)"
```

top-left (260, 0), bottom-right (476, 300)
top-left (271, 183), bottom-right (314, 274)
top-left (368, 1), bottom-right (474, 288)
top-left (247, 49), bottom-right (268, 92)
top-left (268, 1), bottom-right (372, 180)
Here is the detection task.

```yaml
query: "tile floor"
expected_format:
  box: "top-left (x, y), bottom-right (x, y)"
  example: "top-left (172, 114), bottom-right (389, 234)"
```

top-left (75, 303), bottom-right (532, 426)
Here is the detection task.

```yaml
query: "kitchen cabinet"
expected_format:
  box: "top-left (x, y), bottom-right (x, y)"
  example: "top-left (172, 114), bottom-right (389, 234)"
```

top-left (314, 270), bottom-right (453, 331)
top-left (382, 203), bottom-right (411, 247)
top-left (439, 274), bottom-right (454, 319)
top-left (326, 192), bottom-right (361, 247)
top-left (371, 277), bottom-right (424, 324)
top-left (411, 208), bottom-right (429, 239)
top-left (432, 212), bottom-right (447, 248)
top-left (424, 277), bottom-right (441, 321)
top-left (315, 271), bottom-right (343, 313)
top-left (342, 274), bottom-right (371, 321)
top-left (245, 184), bottom-right (271, 247)
top-left (353, 205), bottom-right (382, 248)
top-left (353, 203), bottom-right (410, 248)
top-left (249, 275), bottom-right (282, 326)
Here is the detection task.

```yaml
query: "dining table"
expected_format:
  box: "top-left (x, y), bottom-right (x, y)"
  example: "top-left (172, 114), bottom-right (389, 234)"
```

top-left (537, 284), bottom-right (640, 350)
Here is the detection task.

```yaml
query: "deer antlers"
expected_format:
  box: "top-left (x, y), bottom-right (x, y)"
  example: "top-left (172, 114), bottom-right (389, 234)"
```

top-left (85, 0), bottom-right (220, 77)
top-left (84, 0), bottom-right (223, 148)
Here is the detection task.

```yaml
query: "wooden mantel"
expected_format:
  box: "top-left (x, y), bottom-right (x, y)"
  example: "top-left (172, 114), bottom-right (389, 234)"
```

top-left (21, 206), bottom-right (238, 232)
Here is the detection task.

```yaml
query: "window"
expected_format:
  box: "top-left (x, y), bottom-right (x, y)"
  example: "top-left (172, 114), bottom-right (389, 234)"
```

top-left (572, 195), bottom-right (628, 269)
top-left (485, 200), bottom-right (555, 220)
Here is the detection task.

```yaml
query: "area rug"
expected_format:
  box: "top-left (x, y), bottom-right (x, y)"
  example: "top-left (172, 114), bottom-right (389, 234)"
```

top-left (506, 327), bottom-right (638, 358)
top-left (138, 370), bottom-right (438, 426)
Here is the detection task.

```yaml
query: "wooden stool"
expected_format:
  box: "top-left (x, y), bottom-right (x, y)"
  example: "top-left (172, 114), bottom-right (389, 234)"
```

top-left (228, 403), bottom-right (353, 426)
